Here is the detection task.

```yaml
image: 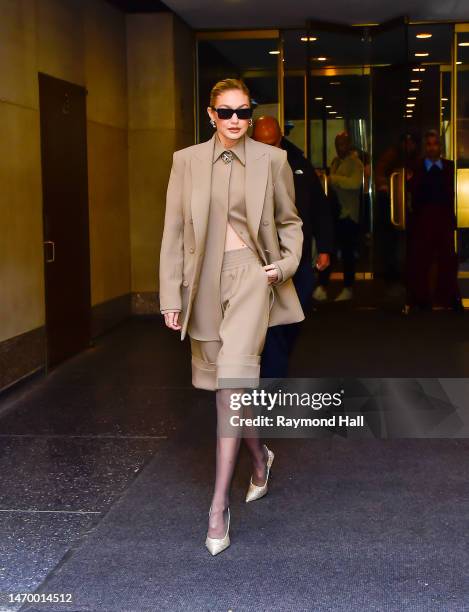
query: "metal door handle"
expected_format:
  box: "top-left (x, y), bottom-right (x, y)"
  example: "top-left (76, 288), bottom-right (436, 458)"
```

top-left (389, 172), bottom-right (399, 226)
top-left (321, 172), bottom-right (328, 196)
top-left (44, 240), bottom-right (55, 262)
top-left (389, 171), bottom-right (406, 228)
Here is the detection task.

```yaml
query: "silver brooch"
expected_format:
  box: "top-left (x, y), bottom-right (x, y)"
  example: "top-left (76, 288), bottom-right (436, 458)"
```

top-left (221, 150), bottom-right (234, 164)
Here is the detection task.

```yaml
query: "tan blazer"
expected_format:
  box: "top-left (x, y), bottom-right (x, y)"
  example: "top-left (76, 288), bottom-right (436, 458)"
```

top-left (159, 133), bottom-right (305, 341)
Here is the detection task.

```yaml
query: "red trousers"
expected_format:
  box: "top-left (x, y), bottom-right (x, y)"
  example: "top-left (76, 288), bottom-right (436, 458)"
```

top-left (406, 205), bottom-right (460, 308)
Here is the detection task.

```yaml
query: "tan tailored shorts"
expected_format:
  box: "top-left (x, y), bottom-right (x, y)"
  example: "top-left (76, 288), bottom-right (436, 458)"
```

top-left (190, 246), bottom-right (273, 391)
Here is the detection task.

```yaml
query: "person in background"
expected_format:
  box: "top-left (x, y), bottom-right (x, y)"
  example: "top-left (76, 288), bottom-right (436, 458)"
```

top-left (252, 116), bottom-right (334, 377)
top-left (374, 131), bottom-right (421, 295)
top-left (315, 132), bottom-right (364, 302)
top-left (406, 129), bottom-right (462, 311)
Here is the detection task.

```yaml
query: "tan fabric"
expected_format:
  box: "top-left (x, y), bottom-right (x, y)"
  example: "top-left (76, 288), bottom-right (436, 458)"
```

top-left (213, 133), bottom-right (258, 253)
top-left (189, 134), bottom-right (256, 340)
top-left (190, 246), bottom-right (271, 391)
top-left (159, 132), bottom-right (305, 342)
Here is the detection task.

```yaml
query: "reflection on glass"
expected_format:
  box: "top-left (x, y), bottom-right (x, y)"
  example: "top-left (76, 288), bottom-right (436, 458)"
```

top-left (456, 30), bottom-right (469, 272)
top-left (284, 76), bottom-right (305, 154)
top-left (282, 30), bottom-right (307, 154)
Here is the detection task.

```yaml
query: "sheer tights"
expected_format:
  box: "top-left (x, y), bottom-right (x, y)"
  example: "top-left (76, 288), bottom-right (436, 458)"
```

top-left (207, 387), bottom-right (269, 539)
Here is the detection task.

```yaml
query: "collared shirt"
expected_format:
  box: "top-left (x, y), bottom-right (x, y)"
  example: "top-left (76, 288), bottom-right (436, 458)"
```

top-left (213, 132), bottom-right (246, 165)
top-left (424, 157), bottom-right (443, 171)
top-left (213, 134), bottom-right (283, 282)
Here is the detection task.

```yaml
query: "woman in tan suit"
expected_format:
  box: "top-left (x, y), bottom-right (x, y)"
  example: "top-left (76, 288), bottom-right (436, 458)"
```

top-left (159, 78), bottom-right (304, 555)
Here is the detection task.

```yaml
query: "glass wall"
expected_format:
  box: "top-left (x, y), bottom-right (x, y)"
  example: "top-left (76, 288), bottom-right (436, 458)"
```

top-left (281, 21), bottom-right (455, 283)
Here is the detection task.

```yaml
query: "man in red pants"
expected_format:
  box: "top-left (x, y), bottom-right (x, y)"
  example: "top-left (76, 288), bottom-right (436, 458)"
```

top-left (406, 129), bottom-right (462, 311)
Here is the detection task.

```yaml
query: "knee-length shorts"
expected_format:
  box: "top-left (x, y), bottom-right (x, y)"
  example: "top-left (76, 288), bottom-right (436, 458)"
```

top-left (190, 247), bottom-right (274, 391)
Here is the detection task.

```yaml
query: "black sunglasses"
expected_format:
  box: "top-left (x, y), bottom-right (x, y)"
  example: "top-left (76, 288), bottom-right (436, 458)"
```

top-left (211, 106), bottom-right (253, 120)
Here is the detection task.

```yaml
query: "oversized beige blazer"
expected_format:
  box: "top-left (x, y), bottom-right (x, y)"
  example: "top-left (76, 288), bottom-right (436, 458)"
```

top-left (159, 133), bottom-right (305, 341)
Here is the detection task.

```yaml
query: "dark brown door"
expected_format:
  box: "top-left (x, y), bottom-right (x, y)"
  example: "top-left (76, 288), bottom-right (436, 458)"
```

top-left (38, 73), bottom-right (91, 369)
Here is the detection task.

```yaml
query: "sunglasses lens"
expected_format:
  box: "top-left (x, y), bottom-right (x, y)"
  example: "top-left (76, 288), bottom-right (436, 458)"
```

top-left (216, 108), bottom-right (233, 119)
top-left (235, 108), bottom-right (252, 119)
top-left (214, 107), bottom-right (252, 120)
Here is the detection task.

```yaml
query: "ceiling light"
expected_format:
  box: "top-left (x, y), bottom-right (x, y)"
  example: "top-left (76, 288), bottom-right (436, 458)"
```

top-left (336, 116), bottom-right (343, 119)
top-left (456, 61), bottom-right (462, 65)
top-left (329, 111), bottom-right (337, 114)
top-left (406, 103), bottom-right (415, 107)
top-left (314, 97), bottom-right (323, 101)
top-left (415, 52), bottom-right (429, 57)
top-left (412, 67), bottom-right (426, 72)
top-left (408, 96), bottom-right (417, 100)
top-left (416, 33), bottom-right (432, 39)
top-left (409, 88), bottom-right (420, 91)
top-left (300, 36), bottom-right (317, 42)
top-left (269, 50), bottom-right (280, 55)
top-left (458, 42), bottom-right (469, 47)
top-left (442, 97), bottom-right (448, 101)
top-left (316, 57), bottom-right (327, 61)
top-left (329, 81), bottom-right (341, 85)
top-left (325, 105), bottom-right (332, 108)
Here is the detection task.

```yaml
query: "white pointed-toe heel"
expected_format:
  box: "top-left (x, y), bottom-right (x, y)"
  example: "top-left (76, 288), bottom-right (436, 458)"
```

top-left (205, 506), bottom-right (230, 556)
top-left (245, 445), bottom-right (274, 503)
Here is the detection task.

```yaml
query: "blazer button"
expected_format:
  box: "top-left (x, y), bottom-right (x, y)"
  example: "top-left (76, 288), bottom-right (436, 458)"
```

top-left (262, 220), bottom-right (269, 226)
top-left (189, 247), bottom-right (195, 253)
top-left (182, 280), bottom-right (189, 287)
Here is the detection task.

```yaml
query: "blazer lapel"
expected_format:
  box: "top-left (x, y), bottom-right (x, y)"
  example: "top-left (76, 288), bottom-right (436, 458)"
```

top-left (190, 134), bottom-right (215, 250)
top-left (245, 134), bottom-right (269, 244)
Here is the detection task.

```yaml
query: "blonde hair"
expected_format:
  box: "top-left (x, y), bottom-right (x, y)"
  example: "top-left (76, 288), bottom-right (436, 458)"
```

top-left (209, 78), bottom-right (251, 108)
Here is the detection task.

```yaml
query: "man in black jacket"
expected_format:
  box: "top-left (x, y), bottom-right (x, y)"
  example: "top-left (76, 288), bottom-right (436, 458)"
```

top-left (252, 116), bottom-right (334, 377)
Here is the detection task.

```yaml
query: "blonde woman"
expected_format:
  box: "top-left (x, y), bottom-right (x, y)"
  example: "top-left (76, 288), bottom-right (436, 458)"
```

top-left (159, 78), bottom-right (304, 555)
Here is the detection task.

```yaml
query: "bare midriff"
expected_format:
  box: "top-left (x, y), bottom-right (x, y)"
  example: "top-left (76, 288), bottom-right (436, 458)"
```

top-left (224, 221), bottom-right (249, 251)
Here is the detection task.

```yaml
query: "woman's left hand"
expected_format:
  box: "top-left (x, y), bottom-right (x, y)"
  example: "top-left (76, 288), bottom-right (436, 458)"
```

top-left (262, 264), bottom-right (279, 285)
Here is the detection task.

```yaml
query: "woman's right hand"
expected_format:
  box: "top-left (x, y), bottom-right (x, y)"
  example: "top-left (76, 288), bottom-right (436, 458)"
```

top-left (163, 311), bottom-right (182, 331)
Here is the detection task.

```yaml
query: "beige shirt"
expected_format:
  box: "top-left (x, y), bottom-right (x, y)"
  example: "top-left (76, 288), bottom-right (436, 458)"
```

top-left (329, 154), bottom-right (364, 223)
